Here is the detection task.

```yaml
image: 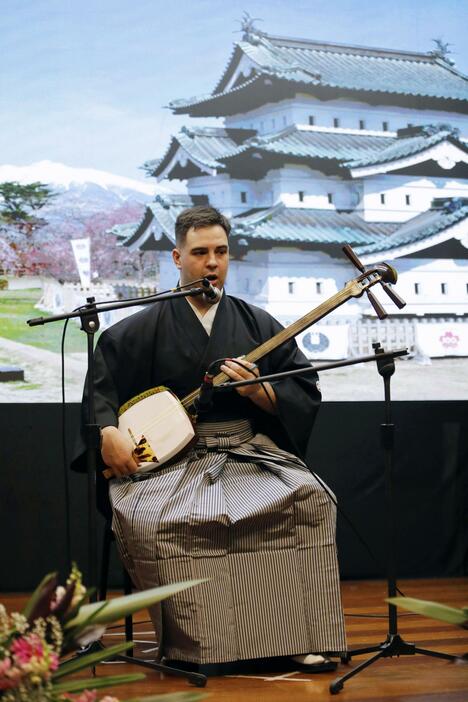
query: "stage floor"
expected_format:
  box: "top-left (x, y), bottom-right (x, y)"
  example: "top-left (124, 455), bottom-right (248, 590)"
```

top-left (3, 578), bottom-right (467, 701)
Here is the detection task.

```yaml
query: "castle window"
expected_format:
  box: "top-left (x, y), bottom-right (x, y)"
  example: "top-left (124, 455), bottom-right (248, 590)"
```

top-left (333, 117), bottom-right (340, 128)
top-left (283, 115), bottom-right (287, 126)
top-left (288, 281), bottom-right (295, 294)
top-left (298, 190), bottom-right (304, 202)
top-left (380, 193), bottom-right (386, 205)
top-left (316, 282), bottom-right (322, 294)
top-left (271, 118), bottom-right (276, 129)
top-left (441, 283), bottom-right (447, 295)
top-left (359, 119), bottom-right (365, 130)
top-left (260, 121), bottom-right (264, 131)
top-left (309, 115), bottom-right (315, 126)
top-left (382, 121), bottom-right (389, 131)
top-left (466, 283), bottom-right (468, 294)
top-left (327, 193), bottom-right (334, 204)
top-left (240, 191), bottom-right (247, 203)
top-left (414, 283), bottom-right (420, 295)
top-left (405, 194), bottom-right (411, 206)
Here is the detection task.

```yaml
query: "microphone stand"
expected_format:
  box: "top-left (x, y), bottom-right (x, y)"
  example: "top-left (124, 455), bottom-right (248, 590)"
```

top-left (212, 346), bottom-right (460, 693)
top-left (27, 284), bottom-right (211, 688)
top-left (328, 343), bottom-right (459, 695)
top-left (214, 347), bottom-right (409, 390)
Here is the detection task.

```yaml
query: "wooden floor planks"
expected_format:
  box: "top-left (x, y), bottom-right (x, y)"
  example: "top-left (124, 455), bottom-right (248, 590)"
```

top-left (2, 578), bottom-right (467, 701)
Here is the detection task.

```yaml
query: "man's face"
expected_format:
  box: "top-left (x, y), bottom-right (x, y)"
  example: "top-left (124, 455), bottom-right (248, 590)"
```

top-left (172, 224), bottom-right (229, 290)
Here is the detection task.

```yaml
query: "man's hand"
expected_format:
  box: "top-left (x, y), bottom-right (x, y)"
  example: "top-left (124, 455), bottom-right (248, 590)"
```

top-left (101, 426), bottom-right (139, 478)
top-left (220, 357), bottom-right (277, 415)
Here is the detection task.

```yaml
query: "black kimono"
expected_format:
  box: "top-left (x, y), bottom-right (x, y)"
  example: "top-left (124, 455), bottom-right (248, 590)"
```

top-left (73, 293), bottom-right (346, 663)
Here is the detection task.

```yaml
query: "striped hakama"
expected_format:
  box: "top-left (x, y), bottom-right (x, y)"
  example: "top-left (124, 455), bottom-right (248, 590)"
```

top-left (109, 419), bottom-right (347, 664)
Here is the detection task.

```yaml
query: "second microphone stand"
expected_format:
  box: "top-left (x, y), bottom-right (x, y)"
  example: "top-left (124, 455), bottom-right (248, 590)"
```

top-left (213, 345), bottom-right (460, 694)
top-left (328, 342), bottom-right (459, 694)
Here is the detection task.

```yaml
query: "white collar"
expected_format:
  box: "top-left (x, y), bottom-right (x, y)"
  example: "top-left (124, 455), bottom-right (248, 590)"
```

top-left (186, 289), bottom-right (223, 336)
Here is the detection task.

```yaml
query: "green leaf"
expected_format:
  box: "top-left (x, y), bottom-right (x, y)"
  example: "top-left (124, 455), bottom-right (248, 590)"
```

top-left (52, 641), bottom-right (134, 679)
top-left (386, 597), bottom-right (468, 625)
top-left (63, 587), bottom-right (97, 624)
top-left (65, 579), bottom-right (206, 630)
top-left (53, 673), bottom-right (145, 694)
top-left (62, 601), bottom-right (109, 650)
top-left (22, 572), bottom-right (57, 620)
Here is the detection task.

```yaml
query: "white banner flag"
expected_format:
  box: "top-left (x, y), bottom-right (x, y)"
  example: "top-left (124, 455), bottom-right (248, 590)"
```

top-left (70, 238), bottom-right (91, 288)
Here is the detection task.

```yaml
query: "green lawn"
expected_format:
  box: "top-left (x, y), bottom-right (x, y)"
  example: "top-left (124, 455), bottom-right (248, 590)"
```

top-left (0, 289), bottom-right (92, 353)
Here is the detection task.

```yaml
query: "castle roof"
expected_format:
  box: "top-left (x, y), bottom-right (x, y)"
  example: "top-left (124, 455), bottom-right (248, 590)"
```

top-left (122, 195), bottom-right (396, 253)
top-left (232, 204), bottom-right (396, 249)
top-left (150, 124), bottom-right (468, 181)
top-left (122, 196), bottom-right (468, 263)
top-left (169, 31), bottom-right (468, 117)
top-left (356, 198), bottom-right (468, 261)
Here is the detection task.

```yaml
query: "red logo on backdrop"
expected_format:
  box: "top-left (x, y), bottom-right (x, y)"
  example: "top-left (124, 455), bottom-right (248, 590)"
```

top-left (439, 330), bottom-right (460, 349)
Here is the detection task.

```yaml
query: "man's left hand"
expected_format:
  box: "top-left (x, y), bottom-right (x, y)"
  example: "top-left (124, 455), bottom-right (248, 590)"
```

top-left (220, 357), bottom-right (277, 414)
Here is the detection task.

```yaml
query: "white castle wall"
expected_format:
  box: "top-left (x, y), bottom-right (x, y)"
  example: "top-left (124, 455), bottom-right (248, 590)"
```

top-left (374, 257), bottom-right (468, 317)
top-left (360, 175), bottom-right (468, 222)
top-left (226, 96), bottom-right (468, 138)
top-left (188, 167), bottom-right (362, 214)
top-left (188, 174), bottom-right (273, 216)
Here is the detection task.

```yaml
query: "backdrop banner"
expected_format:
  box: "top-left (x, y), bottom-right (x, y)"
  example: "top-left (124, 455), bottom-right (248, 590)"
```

top-left (416, 321), bottom-right (468, 357)
top-left (297, 324), bottom-right (349, 360)
top-left (70, 238), bottom-right (91, 288)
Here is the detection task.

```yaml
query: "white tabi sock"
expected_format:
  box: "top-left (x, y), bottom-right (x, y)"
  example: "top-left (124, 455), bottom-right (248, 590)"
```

top-left (291, 653), bottom-right (328, 665)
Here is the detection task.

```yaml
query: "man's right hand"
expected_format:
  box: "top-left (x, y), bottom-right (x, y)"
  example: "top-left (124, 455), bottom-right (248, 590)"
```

top-left (101, 426), bottom-right (139, 478)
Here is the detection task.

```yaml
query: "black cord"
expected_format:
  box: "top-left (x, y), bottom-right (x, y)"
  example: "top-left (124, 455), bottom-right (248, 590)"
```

top-left (344, 612), bottom-right (416, 618)
top-left (61, 318), bottom-right (72, 573)
top-left (105, 619), bottom-right (153, 631)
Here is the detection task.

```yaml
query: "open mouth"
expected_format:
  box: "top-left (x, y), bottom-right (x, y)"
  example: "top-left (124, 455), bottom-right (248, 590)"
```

top-left (205, 274), bottom-right (218, 282)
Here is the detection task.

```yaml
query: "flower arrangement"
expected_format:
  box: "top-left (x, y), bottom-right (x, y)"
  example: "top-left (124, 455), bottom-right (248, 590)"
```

top-left (0, 565), bottom-right (206, 702)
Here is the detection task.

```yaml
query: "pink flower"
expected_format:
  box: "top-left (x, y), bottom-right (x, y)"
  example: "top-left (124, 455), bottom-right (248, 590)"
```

top-left (62, 690), bottom-right (98, 702)
top-left (11, 634), bottom-right (43, 666)
top-left (0, 657), bottom-right (23, 691)
top-left (49, 651), bottom-right (59, 671)
top-left (0, 658), bottom-right (11, 676)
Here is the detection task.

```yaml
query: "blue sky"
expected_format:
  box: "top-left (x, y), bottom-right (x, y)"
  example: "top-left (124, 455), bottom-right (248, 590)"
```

top-left (1, 0), bottom-right (467, 179)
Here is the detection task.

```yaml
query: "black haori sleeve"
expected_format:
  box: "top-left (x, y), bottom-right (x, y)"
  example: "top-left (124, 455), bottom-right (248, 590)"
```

top-left (70, 332), bottom-right (120, 474)
top-left (229, 298), bottom-right (321, 463)
top-left (70, 303), bottom-right (160, 474)
top-left (261, 317), bottom-right (321, 462)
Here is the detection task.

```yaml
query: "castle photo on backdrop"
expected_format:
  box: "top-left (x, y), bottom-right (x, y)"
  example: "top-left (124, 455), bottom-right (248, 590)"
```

top-left (1, 0), bottom-right (468, 402)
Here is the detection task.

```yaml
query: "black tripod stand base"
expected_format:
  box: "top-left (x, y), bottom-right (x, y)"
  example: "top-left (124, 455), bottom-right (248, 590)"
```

top-left (74, 640), bottom-right (207, 687)
top-left (329, 634), bottom-right (460, 694)
top-left (116, 654), bottom-right (207, 687)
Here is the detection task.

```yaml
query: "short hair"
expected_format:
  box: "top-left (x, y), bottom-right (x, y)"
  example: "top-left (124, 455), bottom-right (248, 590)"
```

top-left (175, 205), bottom-right (231, 246)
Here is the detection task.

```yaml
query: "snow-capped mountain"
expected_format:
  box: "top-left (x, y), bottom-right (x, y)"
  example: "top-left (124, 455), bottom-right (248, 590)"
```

top-left (0, 160), bottom-right (184, 213)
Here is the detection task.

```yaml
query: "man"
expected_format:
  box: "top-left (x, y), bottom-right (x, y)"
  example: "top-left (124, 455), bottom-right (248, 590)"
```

top-left (73, 205), bottom-right (346, 672)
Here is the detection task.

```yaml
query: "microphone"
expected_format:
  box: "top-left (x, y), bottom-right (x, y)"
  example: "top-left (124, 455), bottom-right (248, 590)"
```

top-left (201, 278), bottom-right (222, 304)
top-left (193, 372), bottom-right (215, 413)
